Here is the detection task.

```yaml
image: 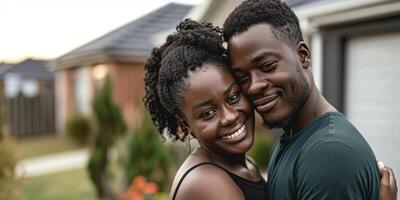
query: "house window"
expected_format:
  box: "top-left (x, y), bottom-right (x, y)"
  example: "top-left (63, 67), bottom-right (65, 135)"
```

top-left (4, 73), bottom-right (21, 98)
top-left (21, 79), bottom-right (39, 97)
top-left (74, 67), bottom-right (91, 114)
top-left (92, 64), bottom-right (109, 90)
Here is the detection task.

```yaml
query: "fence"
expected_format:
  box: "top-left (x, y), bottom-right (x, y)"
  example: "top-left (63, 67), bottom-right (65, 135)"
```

top-left (3, 93), bottom-right (55, 137)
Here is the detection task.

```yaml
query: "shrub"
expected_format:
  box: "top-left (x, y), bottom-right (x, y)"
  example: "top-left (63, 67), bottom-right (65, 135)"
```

top-left (0, 107), bottom-right (21, 200)
top-left (65, 115), bottom-right (91, 145)
top-left (125, 111), bottom-right (173, 192)
top-left (88, 76), bottom-right (127, 200)
top-left (248, 122), bottom-right (275, 171)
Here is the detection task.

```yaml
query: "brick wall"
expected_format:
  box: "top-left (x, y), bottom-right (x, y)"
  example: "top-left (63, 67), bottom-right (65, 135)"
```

top-left (108, 62), bottom-right (145, 127)
top-left (57, 68), bottom-right (74, 131)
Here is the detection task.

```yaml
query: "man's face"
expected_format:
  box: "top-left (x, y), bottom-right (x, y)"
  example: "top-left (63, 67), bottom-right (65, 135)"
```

top-left (227, 23), bottom-right (310, 129)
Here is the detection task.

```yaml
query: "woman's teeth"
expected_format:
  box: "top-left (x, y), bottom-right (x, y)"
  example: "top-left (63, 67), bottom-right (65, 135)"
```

top-left (222, 125), bottom-right (245, 139)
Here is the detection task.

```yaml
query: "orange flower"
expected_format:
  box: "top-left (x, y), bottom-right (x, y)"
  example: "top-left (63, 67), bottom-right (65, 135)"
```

top-left (119, 175), bottom-right (160, 200)
top-left (131, 192), bottom-right (145, 200)
top-left (133, 176), bottom-right (147, 191)
top-left (142, 182), bottom-right (158, 194)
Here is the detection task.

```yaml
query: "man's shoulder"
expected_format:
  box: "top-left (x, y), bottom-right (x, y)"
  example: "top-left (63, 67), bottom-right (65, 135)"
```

top-left (303, 112), bottom-right (367, 147)
top-left (298, 112), bottom-right (379, 169)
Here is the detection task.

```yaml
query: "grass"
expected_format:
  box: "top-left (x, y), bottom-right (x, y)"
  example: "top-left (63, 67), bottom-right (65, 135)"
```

top-left (12, 134), bottom-right (84, 159)
top-left (22, 168), bottom-right (96, 200)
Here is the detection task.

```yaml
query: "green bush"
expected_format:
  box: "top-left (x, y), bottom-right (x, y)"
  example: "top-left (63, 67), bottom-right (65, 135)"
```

top-left (0, 112), bottom-right (21, 199)
top-left (248, 123), bottom-right (275, 171)
top-left (88, 76), bottom-right (127, 200)
top-left (65, 115), bottom-right (91, 145)
top-left (0, 139), bottom-right (21, 200)
top-left (125, 111), bottom-right (173, 192)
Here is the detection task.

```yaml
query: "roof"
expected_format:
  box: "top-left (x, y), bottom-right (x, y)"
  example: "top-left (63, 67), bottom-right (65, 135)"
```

top-left (1, 59), bottom-right (54, 80)
top-left (286, 0), bottom-right (326, 7)
top-left (0, 62), bottom-right (15, 76)
top-left (55, 3), bottom-right (193, 68)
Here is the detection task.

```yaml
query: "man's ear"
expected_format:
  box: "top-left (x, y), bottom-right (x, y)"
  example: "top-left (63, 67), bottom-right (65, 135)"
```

top-left (297, 41), bottom-right (311, 69)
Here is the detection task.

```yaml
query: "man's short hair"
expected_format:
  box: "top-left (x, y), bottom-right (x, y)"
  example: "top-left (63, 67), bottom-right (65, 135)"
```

top-left (223, 0), bottom-right (303, 46)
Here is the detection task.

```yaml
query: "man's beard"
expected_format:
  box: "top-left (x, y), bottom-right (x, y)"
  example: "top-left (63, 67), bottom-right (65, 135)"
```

top-left (264, 69), bottom-right (310, 130)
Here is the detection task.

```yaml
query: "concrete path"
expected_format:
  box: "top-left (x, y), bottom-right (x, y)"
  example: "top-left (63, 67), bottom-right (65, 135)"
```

top-left (16, 149), bottom-right (89, 177)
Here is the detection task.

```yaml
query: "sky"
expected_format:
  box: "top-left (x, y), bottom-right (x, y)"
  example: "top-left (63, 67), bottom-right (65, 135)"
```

top-left (0, 0), bottom-right (203, 62)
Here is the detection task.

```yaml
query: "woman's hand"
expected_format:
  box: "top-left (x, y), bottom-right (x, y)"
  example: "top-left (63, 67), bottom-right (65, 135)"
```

top-left (379, 161), bottom-right (397, 200)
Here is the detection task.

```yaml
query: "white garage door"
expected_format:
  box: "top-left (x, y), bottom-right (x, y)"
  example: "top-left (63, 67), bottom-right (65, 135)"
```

top-left (345, 31), bottom-right (400, 183)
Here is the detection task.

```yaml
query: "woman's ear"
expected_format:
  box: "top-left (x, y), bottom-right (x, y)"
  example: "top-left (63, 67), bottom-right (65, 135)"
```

top-left (178, 119), bottom-right (195, 139)
top-left (297, 41), bottom-right (311, 69)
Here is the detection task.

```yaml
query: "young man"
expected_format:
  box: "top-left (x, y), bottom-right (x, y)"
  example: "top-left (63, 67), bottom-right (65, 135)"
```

top-left (223, 0), bottom-right (381, 199)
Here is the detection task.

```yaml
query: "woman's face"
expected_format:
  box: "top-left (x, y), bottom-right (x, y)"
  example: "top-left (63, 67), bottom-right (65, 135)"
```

top-left (181, 63), bottom-right (255, 156)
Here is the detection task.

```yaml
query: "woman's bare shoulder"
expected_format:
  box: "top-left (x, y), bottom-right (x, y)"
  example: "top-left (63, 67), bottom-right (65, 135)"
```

top-left (169, 152), bottom-right (244, 200)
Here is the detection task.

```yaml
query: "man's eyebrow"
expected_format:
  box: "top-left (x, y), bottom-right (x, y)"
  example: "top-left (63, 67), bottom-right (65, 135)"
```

top-left (251, 51), bottom-right (270, 64)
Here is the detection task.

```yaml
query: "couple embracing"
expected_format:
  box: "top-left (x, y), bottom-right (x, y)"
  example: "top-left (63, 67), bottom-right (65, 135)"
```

top-left (143, 0), bottom-right (397, 199)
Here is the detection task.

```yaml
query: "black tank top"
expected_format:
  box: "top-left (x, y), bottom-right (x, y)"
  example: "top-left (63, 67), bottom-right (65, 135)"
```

top-left (172, 159), bottom-right (267, 200)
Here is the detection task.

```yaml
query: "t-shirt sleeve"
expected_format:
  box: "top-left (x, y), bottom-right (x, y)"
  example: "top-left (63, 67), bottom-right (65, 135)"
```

top-left (295, 141), bottom-right (378, 200)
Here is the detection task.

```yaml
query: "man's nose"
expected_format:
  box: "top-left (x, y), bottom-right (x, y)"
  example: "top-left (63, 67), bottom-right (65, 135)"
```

top-left (247, 72), bottom-right (269, 97)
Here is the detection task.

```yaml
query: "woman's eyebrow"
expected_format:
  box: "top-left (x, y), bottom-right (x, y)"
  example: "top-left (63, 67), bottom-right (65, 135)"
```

top-left (192, 100), bottom-right (213, 112)
top-left (224, 82), bottom-right (236, 96)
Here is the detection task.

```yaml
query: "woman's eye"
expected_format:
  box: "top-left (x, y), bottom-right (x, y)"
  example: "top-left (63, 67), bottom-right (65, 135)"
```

top-left (201, 110), bottom-right (215, 120)
top-left (227, 93), bottom-right (241, 104)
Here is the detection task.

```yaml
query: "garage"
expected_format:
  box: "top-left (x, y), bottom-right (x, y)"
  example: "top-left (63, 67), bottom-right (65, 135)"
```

top-left (344, 31), bottom-right (400, 174)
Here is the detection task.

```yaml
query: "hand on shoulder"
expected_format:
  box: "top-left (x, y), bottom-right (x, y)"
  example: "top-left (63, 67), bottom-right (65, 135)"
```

top-left (378, 161), bottom-right (397, 200)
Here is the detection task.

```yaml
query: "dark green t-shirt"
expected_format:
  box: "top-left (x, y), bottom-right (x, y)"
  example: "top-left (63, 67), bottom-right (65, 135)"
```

top-left (267, 112), bottom-right (379, 200)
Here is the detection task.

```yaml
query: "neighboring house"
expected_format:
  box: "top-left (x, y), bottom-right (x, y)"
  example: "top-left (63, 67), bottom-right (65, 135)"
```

top-left (0, 58), bottom-right (55, 137)
top-left (0, 62), bottom-right (15, 96)
top-left (53, 3), bottom-right (193, 130)
top-left (189, 1), bottom-right (400, 197)
top-left (0, 59), bottom-right (54, 98)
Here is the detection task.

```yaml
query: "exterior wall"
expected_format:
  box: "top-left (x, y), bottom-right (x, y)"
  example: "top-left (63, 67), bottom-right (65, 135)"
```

top-left (108, 62), bottom-right (145, 128)
top-left (57, 62), bottom-right (145, 132)
top-left (197, 0), bottom-right (244, 27)
top-left (56, 69), bottom-right (74, 132)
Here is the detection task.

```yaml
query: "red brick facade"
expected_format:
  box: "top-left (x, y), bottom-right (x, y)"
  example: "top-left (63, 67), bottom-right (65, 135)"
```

top-left (57, 63), bottom-right (145, 131)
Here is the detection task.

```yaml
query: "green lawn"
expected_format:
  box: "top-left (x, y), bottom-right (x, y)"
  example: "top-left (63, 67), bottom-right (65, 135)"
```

top-left (13, 134), bottom-right (84, 159)
top-left (22, 168), bottom-right (96, 200)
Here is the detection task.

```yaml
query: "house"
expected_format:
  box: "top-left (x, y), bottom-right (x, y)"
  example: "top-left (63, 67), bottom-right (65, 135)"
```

top-left (53, 3), bottom-right (193, 130)
top-left (0, 58), bottom-right (55, 136)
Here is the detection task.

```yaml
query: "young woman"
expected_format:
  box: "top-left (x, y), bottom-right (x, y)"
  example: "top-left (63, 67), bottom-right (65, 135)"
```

top-left (144, 19), bottom-right (265, 200)
top-left (143, 19), bottom-right (397, 200)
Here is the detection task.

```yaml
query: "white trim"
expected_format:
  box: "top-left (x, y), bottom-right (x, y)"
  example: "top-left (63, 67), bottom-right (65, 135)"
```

top-left (295, 0), bottom-right (400, 32)
top-left (185, 0), bottom-right (214, 21)
top-left (311, 32), bottom-right (323, 92)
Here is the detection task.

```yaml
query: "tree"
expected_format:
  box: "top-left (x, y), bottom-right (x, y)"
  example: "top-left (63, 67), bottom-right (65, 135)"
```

top-left (88, 76), bottom-right (127, 200)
